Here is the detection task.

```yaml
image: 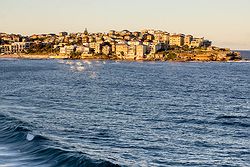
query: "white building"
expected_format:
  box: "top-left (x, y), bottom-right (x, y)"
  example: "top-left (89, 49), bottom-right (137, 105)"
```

top-left (60, 45), bottom-right (76, 55)
top-left (0, 42), bottom-right (31, 54)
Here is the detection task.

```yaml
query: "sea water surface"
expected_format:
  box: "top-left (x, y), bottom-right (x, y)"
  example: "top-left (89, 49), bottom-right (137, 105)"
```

top-left (0, 58), bottom-right (249, 167)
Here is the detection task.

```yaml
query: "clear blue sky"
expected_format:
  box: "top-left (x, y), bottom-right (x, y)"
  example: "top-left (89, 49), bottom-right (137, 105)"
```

top-left (1, 0), bottom-right (250, 49)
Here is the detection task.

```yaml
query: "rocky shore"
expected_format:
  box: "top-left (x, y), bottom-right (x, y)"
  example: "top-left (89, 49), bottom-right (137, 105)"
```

top-left (0, 49), bottom-right (242, 62)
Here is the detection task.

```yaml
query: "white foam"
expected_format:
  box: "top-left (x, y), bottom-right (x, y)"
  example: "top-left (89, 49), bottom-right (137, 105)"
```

top-left (76, 62), bottom-right (82, 66)
top-left (76, 66), bottom-right (85, 72)
top-left (84, 60), bottom-right (92, 65)
top-left (26, 133), bottom-right (35, 141)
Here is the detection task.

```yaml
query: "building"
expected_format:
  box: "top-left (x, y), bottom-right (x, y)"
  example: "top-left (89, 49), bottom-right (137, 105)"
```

top-left (59, 32), bottom-right (68, 36)
top-left (128, 45), bottom-right (137, 56)
top-left (116, 44), bottom-right (129, 56)
top-left (132, 31), bottom-right (141, 38)
top-left (145, 34), bottom-right (154, 41)
top-left (150, 43), bottom-right (164, 54)
top-left (190, 38), bottom-right (204, 48)
top-left (169, 34), bottom-right (185, 46)
top-left (124, 35), bottom-right (132, 41)
top-left (76, 46), bottom-right (91, 54)
top-left (102, 45), bottom-right (111, 55)
top-left (136, 45), bottom-right (147, 57)
top-left (83, 28), bottom-right (88, 35)
top-left (0, 45), bottom-right (4, 53)
top-left (89, 42), bottom-right (96, 49)
top-left (60, 45), bottom-right (76, 55)
top-left (110, 41), bottom-right (117, 53)
top-left (95, 43), bottom-right (102, 54)
top-left (0, 42), bottom-right (31, 54)
top-left (82, 35), bottom-right (89, 43)
top-left (108, 30), bottom-right (116, 36)
top-left (184, 35), bottom-right (193, 46)
top-left (154, 32), bottom-right (169, 43)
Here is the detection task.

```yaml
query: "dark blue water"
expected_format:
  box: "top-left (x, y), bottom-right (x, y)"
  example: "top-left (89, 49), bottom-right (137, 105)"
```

top-left (0, 59), bottom-right (249, 167)
top-left (238, 50), bottom-right (250, 60)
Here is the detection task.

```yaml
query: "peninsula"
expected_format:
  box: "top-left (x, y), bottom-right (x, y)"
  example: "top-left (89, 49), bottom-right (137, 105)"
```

top-left (0, 29), bottom-right (241, 61)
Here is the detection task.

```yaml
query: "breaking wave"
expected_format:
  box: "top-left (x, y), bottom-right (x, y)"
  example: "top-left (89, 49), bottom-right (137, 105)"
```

top-left (0, 113), bottom-right (121, 167)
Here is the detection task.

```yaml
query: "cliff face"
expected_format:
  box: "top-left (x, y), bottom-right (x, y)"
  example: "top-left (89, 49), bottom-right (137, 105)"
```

top-left (175, 50), bottom-right (241, 61)
top-left (78, 49), bottom-right (242, 62)
top-left (137, 49), bottom-right (241, 62)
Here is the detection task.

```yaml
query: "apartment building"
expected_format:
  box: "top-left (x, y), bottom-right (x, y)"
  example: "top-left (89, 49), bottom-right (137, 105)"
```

top-left (169, 34), bottom-right (185, 46)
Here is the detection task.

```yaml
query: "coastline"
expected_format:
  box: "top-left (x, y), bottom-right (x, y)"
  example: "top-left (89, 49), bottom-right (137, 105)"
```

top-left (0, 55), bottom-right (245, 63)
top-left (0, 54), bottom-right (50, 59)
top-left (0, 50), bottom-right (245, 62)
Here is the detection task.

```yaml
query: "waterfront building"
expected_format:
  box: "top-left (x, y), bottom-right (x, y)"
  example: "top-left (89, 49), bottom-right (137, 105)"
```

top-left (110, 41), bottom-right (117, 53)
top-left (190, 38), bottom-right (204, 48)
top-left (102, 45), bottom-right (111, 55)
top-left (60, 45), bottom-right (76, 55)
top-left (76, 46), bottom-right (91, 54)
top-left (75, 46), bottom-right (85, 53)
top-left (136, 45), bottom-right (147, 57)
top-left (0, 29), bottom-right (214, 59)
top-left (150, 43), bottom-right (164, 54)
top-left (116, 44), bottom-right (129, 56)
top-left (95, 43), bottom-right (102, 54)
top-left (0, 45), bottom-right (4, 53)
top-left (128, 45), bottom-right (137, 56)
top-left (0, 42), bottom-right (31, 54)
top-left (169, 34), bottom-right (185, 46)
top-left (184, 35), bottom-right (193, 46)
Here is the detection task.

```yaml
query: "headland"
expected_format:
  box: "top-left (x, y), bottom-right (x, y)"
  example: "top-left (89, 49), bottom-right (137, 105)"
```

top-left (0, 29), bottom-right (242, 61)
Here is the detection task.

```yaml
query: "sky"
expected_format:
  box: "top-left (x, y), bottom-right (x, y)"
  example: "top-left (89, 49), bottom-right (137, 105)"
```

top-left (0, 0), bottom-right (250, 50)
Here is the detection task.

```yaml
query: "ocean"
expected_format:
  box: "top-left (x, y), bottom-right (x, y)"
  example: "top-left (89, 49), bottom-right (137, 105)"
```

top-left (0, 57), bottom-right (249, 166)
top-left (238, 50), bottom-right (250, 60)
